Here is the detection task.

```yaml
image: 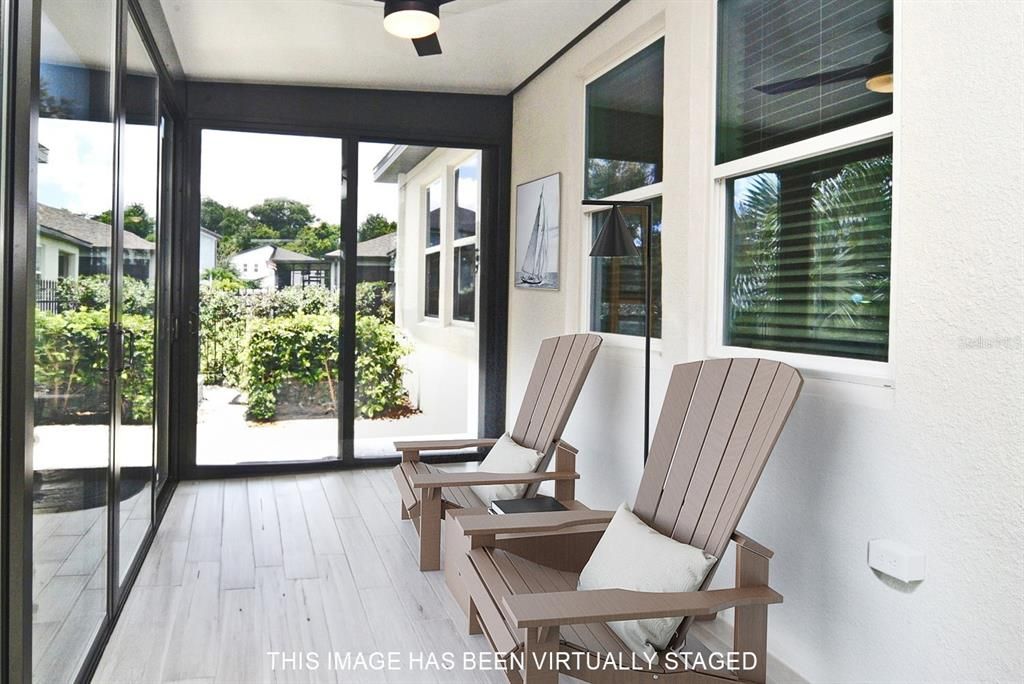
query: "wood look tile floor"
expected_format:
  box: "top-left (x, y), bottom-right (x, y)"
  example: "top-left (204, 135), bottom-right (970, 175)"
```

top-left (94, 468), bottom-right (511, 684)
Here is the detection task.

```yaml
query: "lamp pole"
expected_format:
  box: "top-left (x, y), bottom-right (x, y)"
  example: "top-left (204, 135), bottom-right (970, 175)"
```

top-left (584, 199), bottom-right (654, 463)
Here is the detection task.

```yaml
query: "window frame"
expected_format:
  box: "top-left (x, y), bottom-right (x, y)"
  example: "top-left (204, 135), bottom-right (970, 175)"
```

top-left (707, 1), bottom-right (900, 387)
top-left (450, 152), bottom-right (480, 327)
top-left (580, 30), bottom-right (666, 350)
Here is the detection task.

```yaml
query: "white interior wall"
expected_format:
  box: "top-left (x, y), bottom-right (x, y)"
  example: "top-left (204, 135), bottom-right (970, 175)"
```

top-left (395, 148), bottom-right (479, 435)
top-left (506, 1), bottom-right (1024, 681)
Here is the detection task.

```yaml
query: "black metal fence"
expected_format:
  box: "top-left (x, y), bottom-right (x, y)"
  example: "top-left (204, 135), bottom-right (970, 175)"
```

top-left (36, 278), bottom-right (62, 313)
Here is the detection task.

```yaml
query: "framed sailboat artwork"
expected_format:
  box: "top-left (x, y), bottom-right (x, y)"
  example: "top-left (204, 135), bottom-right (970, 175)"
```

top-left (514, 172), bottom-right (560, 290)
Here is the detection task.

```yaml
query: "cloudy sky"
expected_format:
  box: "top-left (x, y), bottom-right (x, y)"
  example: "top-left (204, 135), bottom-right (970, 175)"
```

top-left (37, 121), bottom-right (398, 226)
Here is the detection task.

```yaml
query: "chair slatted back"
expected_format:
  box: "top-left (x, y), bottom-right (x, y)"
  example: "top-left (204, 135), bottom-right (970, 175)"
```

top-left (510, 333), bottom-right (602, 496)
top-left (632, 358), bottom-right (802, 647)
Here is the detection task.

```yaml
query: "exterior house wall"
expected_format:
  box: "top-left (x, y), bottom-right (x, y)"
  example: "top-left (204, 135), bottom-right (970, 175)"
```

top-left (36, 234), bottom-right (79, 281)
top-left (228, 245), bottom-right (276, 289)
top-left (506, 1), bottom-right (1023, 682)
top-left (393, 147), bottom-right (480, 436)
top-left (199, 229), bottom-right (218, 275)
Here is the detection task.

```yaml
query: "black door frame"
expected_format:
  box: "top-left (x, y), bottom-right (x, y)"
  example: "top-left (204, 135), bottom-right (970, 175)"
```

top-left (175, 84), bottom-right (511, 480)
top-left (1, 0), bottom-right (186, 681)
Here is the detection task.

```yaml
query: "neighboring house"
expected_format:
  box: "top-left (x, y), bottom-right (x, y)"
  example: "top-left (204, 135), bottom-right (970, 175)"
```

top-left (325, 231), bottom-right (397, 290)
top-left (228, 244), bottom-right (329, 290)
top-left (371, 144), bottom-right (482, 437)
top-left (199, 227), bottom-right (220, 275)
top-left (36, 204), bottom-right (156, 282)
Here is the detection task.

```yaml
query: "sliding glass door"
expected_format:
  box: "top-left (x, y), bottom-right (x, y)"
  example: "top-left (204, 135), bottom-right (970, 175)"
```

top-left (31, 3), bottom-right (171, 679)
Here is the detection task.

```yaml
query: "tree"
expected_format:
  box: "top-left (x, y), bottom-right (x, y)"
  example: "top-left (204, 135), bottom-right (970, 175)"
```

top-left (92, 203), bottom-right (156, 241)
top-left (201, 198), bottom-right (251, 238)
top-left (357, 213), bottom-right (397, 242)
top-left (217, 223), bottom-right (278, 263)
top-left (286, 222), bottom-right (339, 259)
top-left (247, 198), bottom-right (314, 240)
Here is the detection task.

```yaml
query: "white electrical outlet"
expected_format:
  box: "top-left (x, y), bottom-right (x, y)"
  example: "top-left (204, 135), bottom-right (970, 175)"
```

top-left (868, 539), bottom-right (925, 583)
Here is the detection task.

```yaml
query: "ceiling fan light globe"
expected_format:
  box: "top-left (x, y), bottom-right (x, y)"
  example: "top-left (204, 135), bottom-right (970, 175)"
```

top-left (383, 2), bottom-right (440, 39)
top-left (866, 73), bottom-right (894, 93)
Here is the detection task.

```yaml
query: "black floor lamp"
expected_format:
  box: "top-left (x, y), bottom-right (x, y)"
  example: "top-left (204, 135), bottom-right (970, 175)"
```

top-left (583, 199), bottom-right (654, 463)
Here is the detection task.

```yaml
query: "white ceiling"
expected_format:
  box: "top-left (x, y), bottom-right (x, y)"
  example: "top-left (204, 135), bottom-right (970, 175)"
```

top-left (158, 0), bottom-right (619, 95)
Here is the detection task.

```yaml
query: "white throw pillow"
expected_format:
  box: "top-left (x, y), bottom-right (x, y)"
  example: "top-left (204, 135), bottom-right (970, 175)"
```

top-left (578, 503), bottom-right (717, 662)
top-left (469, 433), bottom-right (545, 505)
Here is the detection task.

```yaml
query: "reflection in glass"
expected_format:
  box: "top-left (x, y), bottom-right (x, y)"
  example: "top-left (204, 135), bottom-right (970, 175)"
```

top-left (454, 159), bottom-right (478, 239)
top-left (590, 198), bottom-right (663, 338)
top-left (725, 141), bottom-right (892, 361)
top-left (452, 244), bottom-right (475, 323)
top-left (32, 0), bottom-right (114, 679)
top-left (117, 16), bottom-right (159, 583)
top-left (424, 251), bottom-right (440, 318)
top-left (426, 179), bottom-right (441, 247)
top-left (585, 39), bottom-right (664, 199)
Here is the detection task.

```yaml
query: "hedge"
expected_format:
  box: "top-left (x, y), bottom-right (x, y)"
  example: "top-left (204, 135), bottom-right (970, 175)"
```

top-left (240, 312), bottom-right (411, 421)
top-left (34, 308), bottom-right (154, 424)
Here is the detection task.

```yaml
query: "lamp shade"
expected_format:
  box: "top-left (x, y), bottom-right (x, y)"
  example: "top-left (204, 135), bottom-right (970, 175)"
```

top-left (589, 206), bottom-right (639, 258)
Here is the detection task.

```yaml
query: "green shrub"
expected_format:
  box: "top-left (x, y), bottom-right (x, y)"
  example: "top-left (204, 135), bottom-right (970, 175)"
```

top-left (55, 274), bottom-right (154, 315)
top-left (355, 281), bottom-right (395, 320)
top-left (354, 314), bottom-right (410, 419)
top-left (241, 314), bottom-right (340, 421)
top-left (239, 312), bottom-right (410, 421)
top-left (34, 308), bottom-right (154, 424)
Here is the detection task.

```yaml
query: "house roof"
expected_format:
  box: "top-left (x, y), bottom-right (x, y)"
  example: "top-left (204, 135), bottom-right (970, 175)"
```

top-left (38, 204), bottom-right (155, 251)
top-left (373, 145), bottom-right (435, 183)
top-left (268, 246), bottom-right (324, 264)
top-left (325, 231), bottom-right (397, 260)
top-left (199, 226), bottom-right (220, 240)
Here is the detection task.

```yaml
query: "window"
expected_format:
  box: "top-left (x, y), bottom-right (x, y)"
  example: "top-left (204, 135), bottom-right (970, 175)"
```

top-left (716, 0), bottom-right (893, 164)
top-left (584, 38), bottom-right (664, 339)
top-left (715, 0), bottom-right (894, 369)
top-left (591, 199), bottom-right (662, 338)
top-left (585, 38), bottom-right (664, 199)
top-left (424, 179), bottom-right (442, 317)
top-left (725, 141), bottom-right (891, 361)
top-left (452, 156), bottom-right (478, 322)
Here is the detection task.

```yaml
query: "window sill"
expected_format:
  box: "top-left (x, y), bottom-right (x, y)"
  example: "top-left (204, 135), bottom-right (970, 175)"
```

top-left (708, 343), bottom-right (893, 388)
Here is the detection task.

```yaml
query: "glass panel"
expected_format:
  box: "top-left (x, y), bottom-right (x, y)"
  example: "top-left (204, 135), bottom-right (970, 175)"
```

top-left (454, 156), bottom-right (478, 239)
top-left (725, 140), bottom-right (892, 361)
top-left (196, 130), bottom-right (341, 465)
top-left (117, 16), bottom-right (158, 582)
top-left (354, 142), bottom-right (480, 459)
top-left (33, 0), bottom-right (114, 678)
top-left (716, 0), bottom-right (893, 164)
top-left (585, 38), bottom-right (664, 199)
top-left (590, 198), bottom-right (663, 338)
top-left (426, 179), bottom-right (441, 247)
top-left (424, 251), bottom-right (440, 318)
top-left (453, 244), bottom-right (476, 323)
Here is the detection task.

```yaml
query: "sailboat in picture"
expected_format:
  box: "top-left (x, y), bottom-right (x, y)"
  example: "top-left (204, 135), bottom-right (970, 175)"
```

top-left (516, 173), bottom-right (559, 289)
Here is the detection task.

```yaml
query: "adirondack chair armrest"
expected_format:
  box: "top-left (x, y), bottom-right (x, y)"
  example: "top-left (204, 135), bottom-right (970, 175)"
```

top-left (409, 470), bottom-right (580, 489)
top-left (394, 437), bottom-right (499, 462)
top-left (502, 586), bottom-right (783, 629)
top-left (731, 530), bottom-right (774, 559)
top-left (458, 509), bottom-right (615, 537)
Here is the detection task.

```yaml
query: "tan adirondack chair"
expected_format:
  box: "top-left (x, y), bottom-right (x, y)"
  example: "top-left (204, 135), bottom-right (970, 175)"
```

top-left (451, 358), bottom-right (803, 683)
top-left (391, 333), bottom-right (602, 570)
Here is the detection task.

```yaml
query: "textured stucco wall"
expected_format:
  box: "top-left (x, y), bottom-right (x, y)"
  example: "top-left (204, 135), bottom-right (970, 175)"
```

top-left (506, 1), bottom-right (1024, 681)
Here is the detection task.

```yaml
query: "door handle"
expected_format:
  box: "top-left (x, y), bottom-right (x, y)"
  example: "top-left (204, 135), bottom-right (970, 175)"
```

top-left (109, 323), bottom-right (125, 375)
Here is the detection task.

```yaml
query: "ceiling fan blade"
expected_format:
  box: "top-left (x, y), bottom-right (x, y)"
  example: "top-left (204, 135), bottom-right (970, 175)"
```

top-left (754, 64), bottom-right (874, 95)
top-left (412, 33), bottom-right (442, 57)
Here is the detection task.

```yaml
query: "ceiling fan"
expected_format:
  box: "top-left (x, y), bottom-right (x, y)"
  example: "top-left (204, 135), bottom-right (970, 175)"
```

top-left (754, 14), bottom-right (893, 95)
top-left (375, 0), bottom-right (455, 57)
